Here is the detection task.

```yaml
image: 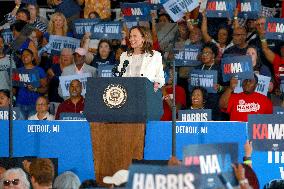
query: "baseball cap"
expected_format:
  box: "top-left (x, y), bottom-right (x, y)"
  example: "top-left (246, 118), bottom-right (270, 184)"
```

top-left (73, 48), bottom-right (87, 56)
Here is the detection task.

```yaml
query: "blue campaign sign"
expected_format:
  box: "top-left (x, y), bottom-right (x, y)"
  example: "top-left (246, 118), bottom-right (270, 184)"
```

top-left (0, 107), bottom-right (23, 120)
top-left (206, 0), bottom-right (236, 18)
top-left (190, 70), bottom-right (218, 93)
top-left (265, 18), bottom-right (284, 41)
top-left (183, 143), bottom-right (238, 187)
top-left (22, 0), bottom-right (36, 4)
top-left (48, 35), bottom-right (80, 54)
top-left (248, 114), bottom-right (284, 151)
top-left (221, 55), bottom-right (254, 82)
top-left (121, 2), bottom-right (151, 21)
top-left (237, 0), bottom-right (261, 19)
top-left (178, 109), bottom-right (212, 121)
top-left (273, 106), bottom-right (284, 115)
top-left (91, 22), bottom-right (122, 40)
top-left (59, 113), bottom-right (86, 120)
top-left (174, 45), bottom-right (202, 67)
top-left (72, 19), bottom-right (100, 39)
top-left (0, 120), bottom-right (94, 182)
top-left (97, 65), bottom-right (114, 78)
top-left (12, 68), bottom-right (41, 88)
top-left (147, 0), bottom-right (163, 10)
top-left (1, 28), bottom-right (13, 44)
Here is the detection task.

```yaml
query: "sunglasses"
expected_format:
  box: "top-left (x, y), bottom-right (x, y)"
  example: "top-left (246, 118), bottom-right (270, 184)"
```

top-left (3, 179), bottom-right (20, 186)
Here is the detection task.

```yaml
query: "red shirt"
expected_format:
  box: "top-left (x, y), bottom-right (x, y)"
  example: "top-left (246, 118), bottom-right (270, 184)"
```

top-left (226, 92), bottom-right (273, 122)
top-left (160, 85), bottom-right (186, 121)
top-left (272, 54), bottom-right (284, 88)
top-left (55, 96), bottom-right (85, 120)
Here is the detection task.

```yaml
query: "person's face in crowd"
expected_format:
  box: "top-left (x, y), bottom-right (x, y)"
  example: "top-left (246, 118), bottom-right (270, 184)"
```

top-left (246, 19), bottom-right (256, 32)
top-left (129, 28), bottom-right (144, 50)
top-left (73, 53), bottom-right (85, 66)
top-left (115, 48), bottom-right (124, 61)
top-left (89, 13), bottom-right (97, 19)
top-left (16, 12), bottom-right (28, 22)
top-left (217, 28), bottom-right (228, 45)
top-left (2, 173), bottom-right (24, 189)
top-left (29, 31), bottom-right (38, 48)
top-left (21, 50), bottom-right (33, 65)
top-left (27, 4), bottom-right (37, 20)
top-left (158, 15), bottom-right (170, 23)
top-left (242, 78), bottom-right (257, 94)
top-left (99, 42), bottom-right (111, 59)
top-left (60, 49), bottom-right (73, 67)
top-left (53, 15), bottom-right (64, 29)
top-left (246, 47), bottom-right (257, 67)
top-left (0, 92), bottom-right (9, 108)
top-left (36, 97), bottom-right (49, 115)
top-left (191, 89), bottom-right (204, 108)
top-left (189, 28), bottom-right (202, 44)
top-left (233, 28), bottom-right (247, 47)
top-left (178, 23), bottom-right (189, 40)
top-left (201, 47), bottom-right (214, 66)
top-left (256, 18), bottom-right (266, 36)
top-left (69, 80), bottom-right (82, 97)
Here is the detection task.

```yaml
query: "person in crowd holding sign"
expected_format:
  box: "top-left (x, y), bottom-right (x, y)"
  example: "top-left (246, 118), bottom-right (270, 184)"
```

top-left (219, 74), bottom-right (273, 122)
top-left (5, 0), bottom-right (30, 24)
top-left (90, 39), bottom-right (117, 68)
top-left (56, 79), bottom-right (84, 120)
top-left (161, 67), bottom-right (186, 121)
top-left (28, 96), bottom-right (54, 120)
top-left (119, 26), bottom-right (165, 89)
top-left (16, 48), bottom-right (47, 119)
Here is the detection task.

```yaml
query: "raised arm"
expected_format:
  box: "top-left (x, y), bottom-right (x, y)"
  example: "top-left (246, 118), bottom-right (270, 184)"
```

top-left (201, 11), bottom-right (212, 43)
top-left (219, 77), bottom-right (238, 109)
top-left (261, 39), bottom-right (275, 63)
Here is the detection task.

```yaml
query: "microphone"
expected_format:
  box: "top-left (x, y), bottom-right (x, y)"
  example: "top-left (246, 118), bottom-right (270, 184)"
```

top-left (119, 60), bottom-right (129, 77)
top-left (218, 173), bottom-right (233, 189)
top-left (112, 64), bottom-right (119, 77)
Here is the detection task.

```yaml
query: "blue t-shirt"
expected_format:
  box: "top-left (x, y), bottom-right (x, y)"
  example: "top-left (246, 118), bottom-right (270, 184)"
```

top-left (16, 66), bottom-right (46, 106)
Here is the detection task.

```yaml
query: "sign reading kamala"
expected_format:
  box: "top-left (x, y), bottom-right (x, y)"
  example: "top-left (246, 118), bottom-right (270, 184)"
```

top-left (12, 69), bottom-right (40, 88)
top-left (273, 106), bottom-right (284, 115)
top-left (0, 107), bottom-right (22, 120)
top-left (1, 28), bottom-right (13, 44)
top-left (162, 0), bottom-right (199, 22)
top-left (97, 65), bottom-right (114, 78)
top-left (127, 164), bottom-right (201, 189)
top-left (183, 143), bottom-right (238, 187)
top-left (206, 0), bottom-right (236, 18)
top-left (190, 70), bottom-right (217, 93)
top-left (48, 35), bottom-right (80, 54)
top-left (265, 18), bottom-right (284, 41)
top-left (234, 74), bottom-right (271, 96)
top-left (178, 109), bottom-right (212, 121)
top-left (59, 73), bottom-right (92, 97)
top-left (221, 55), bottom-right (253, 82)
top-left (73, 19), bottom-right (122, 39)
top-left (237, 0), bottom-right (261, 19)
top-left (248, 114), bottom-right (284, 151)
top-left (174, 45), bottom-right (202, 66)
top-left (121, 2), bottom-right (151, 21)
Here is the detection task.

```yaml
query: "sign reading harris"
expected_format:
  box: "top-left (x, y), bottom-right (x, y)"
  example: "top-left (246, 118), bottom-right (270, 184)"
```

top-left (12, 69), bottom-right (40, 88)
top-left (237, 0), bottom-right (261, 19)
top-left (121, 2), bottom-right (151, 21)
top-left (48, 35), bottom-right (80, 54)
top-left (97, 65), bottom-right (114, 78)
top-left (178, 109), bottom-right (212, 121)
top-left (59, 73), bottom-right (92, 97)
top-left (265, 18), bottom-right (284, 41)
top-left (162, 0), bottom-right (199, 22)
top-left (221, 55), bottom-right (254, 82)
top-left (206, 0), bottom-right (236, 18)
top-left (183, 143), bottom-right (238, 187)
top-left (234, 74), bottom-right (271, 96)
top-left (0, 107), bottom-right (22, 120)
top-left (174, 45), bottom-right (202, 67)
top-left (127, 164), bottom-right (201, 189)
top-left (73, 20), bottom-right (122, 40)
top-left (190, 70), bottom-right (217, 93)
top-left (248, 114), bottom-right (284, 151)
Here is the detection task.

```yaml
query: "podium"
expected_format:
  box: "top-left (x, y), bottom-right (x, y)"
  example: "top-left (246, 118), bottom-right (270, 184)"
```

top-left (85, 77), bottom-right (163, 185)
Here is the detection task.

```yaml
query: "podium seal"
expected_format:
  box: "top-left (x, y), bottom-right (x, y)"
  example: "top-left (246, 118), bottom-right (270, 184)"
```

top-left (103, 84), bottom-right (127, 108)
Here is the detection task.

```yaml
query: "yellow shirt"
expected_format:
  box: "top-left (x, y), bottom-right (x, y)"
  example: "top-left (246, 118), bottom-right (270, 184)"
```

top-left (81, 0), bottom-right (111, 19)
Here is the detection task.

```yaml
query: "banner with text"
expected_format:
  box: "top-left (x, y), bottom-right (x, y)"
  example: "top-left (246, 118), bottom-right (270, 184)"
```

top-left (59, 73), bottom-right (92, 97)
top-left (148, 0), bottom-right (163, 10)
top-left (59, 113), bottom-right (86, 120)
top-left (183, 143), bottom-right (238, 187)
top-left (121, 2), bottom-right (151, 21)
top-left (178, 109), bottom-right (212, 121)
top-left (97, 65), bottom-right (114, 78)
top-left (248, 114), bottom-right (284, 151)
top-left (190, 70), bottom-right (218, 93)
top-left (48, 35), bottom-right (80, 55)
top-left (12, 68), bottom-right (40, 88)
top-left (0, 107), bottom-right (22, 120)
top-left (206, 0), bottom-right (236, 18)
top-left (265, 18), bottom-right (284, 41)
top-left (72, 18), bottom-right (100, 38)
top-left (237, 0), bottom-right (261, 19)
top-left (174, 45), bottom-right (202, 66)
top-left (221, 55), bottom-right (254, 82)
top-left (162, 0), bottom-right (199, 22)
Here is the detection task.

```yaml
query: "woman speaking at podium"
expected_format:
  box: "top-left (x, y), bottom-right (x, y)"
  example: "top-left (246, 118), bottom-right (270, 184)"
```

top-left (118, 26), bottom-right (165, 89)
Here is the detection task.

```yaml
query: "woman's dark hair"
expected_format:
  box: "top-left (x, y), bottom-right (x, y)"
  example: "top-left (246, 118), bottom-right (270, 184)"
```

top-left (79, 179), bottom-right (98, 188)
top-left (16, 8), bottom-right (31, 21)
top-left (96, 39), bottom-right (112, 59)
top-left (246, 45), bottom-right (262, 72)
top-left (127, 26), bottom-right (153, 56)
top-left (201, 42), bottom-right (219, 58)
top-left (158, 13), bottom-right (173, 23)
top-left (190, 86), bottom-right (208, 105)
top-left (0, 89), bottom-right (10, 99)
top-left (10, 20), bottom-right (28, 32)
top-left (22, 48), bottom-right (34, 56)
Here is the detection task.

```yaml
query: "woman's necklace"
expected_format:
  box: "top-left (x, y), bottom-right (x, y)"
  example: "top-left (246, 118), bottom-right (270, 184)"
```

top-left (201, 63), bottom-right (214, 70)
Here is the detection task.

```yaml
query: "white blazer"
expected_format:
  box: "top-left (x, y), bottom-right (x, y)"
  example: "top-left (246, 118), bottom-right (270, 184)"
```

top-left (119, 50), bottom-right (165, 88)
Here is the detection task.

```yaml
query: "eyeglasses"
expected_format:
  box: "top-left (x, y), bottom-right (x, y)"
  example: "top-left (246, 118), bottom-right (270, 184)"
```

top-left (201, 52), bottom-right (212, 56)
top-left (3, 179), bottom-right (20, 186)
top-left (36, 103), bottom-right (48, 106)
